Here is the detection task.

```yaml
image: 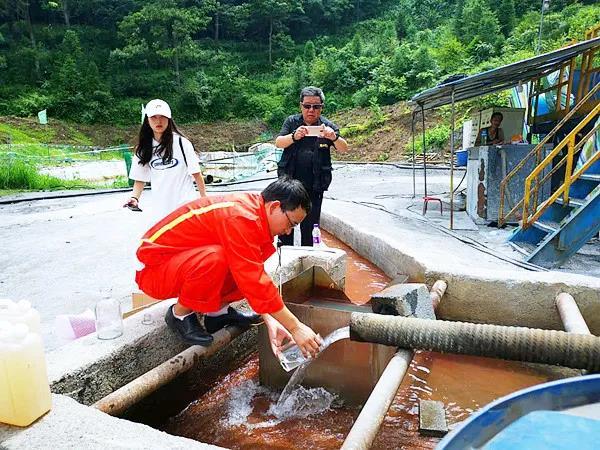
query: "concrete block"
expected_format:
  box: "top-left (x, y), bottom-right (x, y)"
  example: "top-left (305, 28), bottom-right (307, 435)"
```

top-left (264, 246), bottom-right (347, 290)
top-left (0, 394), bottom-right (223, 450)
top-left (371, 283), bottom-right (435, 319)
top-left (419, 399), bottom-right (448, 437)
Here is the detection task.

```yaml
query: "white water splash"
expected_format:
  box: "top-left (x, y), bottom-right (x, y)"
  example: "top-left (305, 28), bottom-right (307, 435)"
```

top-left (221, 379), bottom-right (337, 430)
top-left (268, 386), bottom-right (337, 420)
top-left (277, 326), bottom-right (350, 405)
top-left (222, 380), bottom-right (268, 426)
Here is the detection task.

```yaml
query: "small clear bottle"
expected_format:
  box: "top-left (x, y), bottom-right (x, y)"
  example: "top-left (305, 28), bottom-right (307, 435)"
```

top-left (312, 224), bottom-right (322, 247)
top-left (95, 297), bottom-right (123, 340)
top-left (481, 128), bottom-right (488, 145)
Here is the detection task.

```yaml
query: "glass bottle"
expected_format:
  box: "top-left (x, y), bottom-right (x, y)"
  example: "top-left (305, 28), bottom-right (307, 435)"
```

top-left (95, 297), bottom-right (123, 340)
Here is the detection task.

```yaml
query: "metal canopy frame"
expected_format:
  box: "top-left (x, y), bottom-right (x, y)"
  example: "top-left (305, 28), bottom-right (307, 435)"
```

top-left (408, 35), bottom-right (600, 230)
top-left (410, 36), bottom-right (600, 111)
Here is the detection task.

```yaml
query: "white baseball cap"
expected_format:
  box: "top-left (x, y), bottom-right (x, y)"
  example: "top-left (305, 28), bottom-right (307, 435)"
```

top-left (145, 99), bottom-right (172, 119)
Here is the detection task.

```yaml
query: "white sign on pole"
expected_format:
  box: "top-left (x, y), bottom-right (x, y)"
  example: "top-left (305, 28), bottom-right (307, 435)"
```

top-left (38, 109), bottom-right (48, 125)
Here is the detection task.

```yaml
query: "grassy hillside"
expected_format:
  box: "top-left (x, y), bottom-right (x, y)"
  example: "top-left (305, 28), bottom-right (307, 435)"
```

top-left (1, 98), bottom-right (450, 163)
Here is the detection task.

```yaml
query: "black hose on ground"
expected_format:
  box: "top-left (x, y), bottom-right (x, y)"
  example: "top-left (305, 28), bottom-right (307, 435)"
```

top-left (350, 312), bottom-right (600, 372)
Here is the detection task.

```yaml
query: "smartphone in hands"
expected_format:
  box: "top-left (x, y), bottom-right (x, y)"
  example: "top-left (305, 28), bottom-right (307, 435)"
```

top-left (305, 126), bottom-right (323, 137)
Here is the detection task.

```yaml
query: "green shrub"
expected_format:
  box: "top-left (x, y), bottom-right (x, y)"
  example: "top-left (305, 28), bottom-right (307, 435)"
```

top-left (0, 159), bottom-right (122, 190)
top-left (405, 124), bottom-right (451, 154)
top-left (0, 159), bottom-right (71, 190)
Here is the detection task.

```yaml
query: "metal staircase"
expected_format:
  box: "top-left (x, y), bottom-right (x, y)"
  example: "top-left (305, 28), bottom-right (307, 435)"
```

top-left (507, 109), bottom-right (600, 268)
top-left (498, 26), bottom-right (600, 268)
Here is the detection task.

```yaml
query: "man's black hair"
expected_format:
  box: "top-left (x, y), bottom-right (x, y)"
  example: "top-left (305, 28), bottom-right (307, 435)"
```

top-left (262, 176), bottom-right (311, 214)
top-left (491, 112), bottom-right (503, 121)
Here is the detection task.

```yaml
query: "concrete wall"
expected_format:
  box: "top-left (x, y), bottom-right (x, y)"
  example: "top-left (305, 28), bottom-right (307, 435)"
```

top-left (322, 211), bottom-right (600, 334)
top-left (428, 269), bottom-right (600, 333)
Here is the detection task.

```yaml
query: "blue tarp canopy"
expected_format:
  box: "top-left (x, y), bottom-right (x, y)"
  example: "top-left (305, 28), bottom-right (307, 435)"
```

top-left (410, 36), bottom-right (600, 111)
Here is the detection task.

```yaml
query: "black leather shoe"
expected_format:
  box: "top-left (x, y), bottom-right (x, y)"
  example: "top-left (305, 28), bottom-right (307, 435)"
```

top-left (165, 305), bottom-right (214, 346)
top-left (204, 307), bottom-right (263, 333)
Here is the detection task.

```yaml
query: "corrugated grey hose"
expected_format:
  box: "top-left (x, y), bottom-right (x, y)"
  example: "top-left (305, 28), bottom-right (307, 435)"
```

top-left (350, 313), bottom-right (600, 372)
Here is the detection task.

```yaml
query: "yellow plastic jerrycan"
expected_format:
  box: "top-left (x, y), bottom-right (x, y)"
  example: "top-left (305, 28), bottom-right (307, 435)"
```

top-left (0, 316), bottom-right (52, 426)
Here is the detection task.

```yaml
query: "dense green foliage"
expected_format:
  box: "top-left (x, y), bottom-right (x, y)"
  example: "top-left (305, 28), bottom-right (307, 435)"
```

top-left (1, 0), bottom-right (599, 128)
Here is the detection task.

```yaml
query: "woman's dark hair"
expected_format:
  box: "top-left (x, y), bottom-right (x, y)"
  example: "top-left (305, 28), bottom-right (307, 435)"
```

top-left (262, 176), bottom-right (311, 214)
top-left (135, 117), bottom-right (189, 166)
top-left (491, 112), bottom-right (503, 121)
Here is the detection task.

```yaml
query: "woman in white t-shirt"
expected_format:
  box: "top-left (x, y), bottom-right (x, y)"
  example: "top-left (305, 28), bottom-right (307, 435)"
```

top-left (124, 99), bottom-right (207, 221)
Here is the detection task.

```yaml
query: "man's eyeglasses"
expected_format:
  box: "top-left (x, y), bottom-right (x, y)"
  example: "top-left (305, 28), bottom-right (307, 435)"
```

top-left (284, 210), bottom-right (300, 228)
top-left (301, 103), bottom-right (323, 110)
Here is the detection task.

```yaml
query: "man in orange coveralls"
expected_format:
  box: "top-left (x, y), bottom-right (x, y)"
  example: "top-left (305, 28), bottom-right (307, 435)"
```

top-left (135, 177), bottom-right (322, 357)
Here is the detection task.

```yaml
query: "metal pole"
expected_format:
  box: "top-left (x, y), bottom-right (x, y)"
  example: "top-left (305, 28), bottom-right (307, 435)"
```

top-left (536, 0), bottom-right (549, 55)
top-left (421, 104), bottom-right (427, 197)
top-left (411, 111), bottom-right (416, 198)
top-left (450, 88), bottom-right (455, 230)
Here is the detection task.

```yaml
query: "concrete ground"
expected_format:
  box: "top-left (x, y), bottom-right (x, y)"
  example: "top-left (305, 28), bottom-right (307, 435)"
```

top-left (0, 163), bottom-right (598, 351)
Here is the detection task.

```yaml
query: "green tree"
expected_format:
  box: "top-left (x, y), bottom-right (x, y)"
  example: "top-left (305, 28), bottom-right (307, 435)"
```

top-left (431, 26), bottom-right (467, 74)
top-left (114, 0), bottom-right (214, 83)
top-left (2, 0), bottom-right (41, 80)
top-left (212, 0), bottom-right (252, 41)
top-left (497, 0), bottom-right (516, 36)
top-left (249, 0), bottom-right (302, 66)
top-left (43, 0), bottom-right (71, 26)
top-left (47, 30), bottom-right (112, 122)
top-left (303, 40), bottom-right (316, 61)
top-left (458, 0), bottom-right (503, 59)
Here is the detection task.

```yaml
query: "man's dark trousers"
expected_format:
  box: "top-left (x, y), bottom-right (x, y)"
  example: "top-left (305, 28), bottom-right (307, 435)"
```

top-left (279, 190), bottom-right (323, 246)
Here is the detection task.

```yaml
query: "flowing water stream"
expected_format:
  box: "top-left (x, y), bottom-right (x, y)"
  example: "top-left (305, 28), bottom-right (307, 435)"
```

top-left (276, 326), bottom-right (351, 405)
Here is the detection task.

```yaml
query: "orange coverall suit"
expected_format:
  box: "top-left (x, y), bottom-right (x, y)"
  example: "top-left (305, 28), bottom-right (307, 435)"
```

top-left (135, 193), bottom-right (284, 314)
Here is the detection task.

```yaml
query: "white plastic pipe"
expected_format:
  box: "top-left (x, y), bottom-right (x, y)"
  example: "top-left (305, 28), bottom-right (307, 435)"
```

top-left (341, 280), bottom-right (446, 450)
top-left (340, 349), bottom-right (413, 450)
top-left (93, 325), bottom-right (243, 416)
top-left (430, 280), bottom-right (447, 312)
top-left (555, 292), bottom-right (591, 334)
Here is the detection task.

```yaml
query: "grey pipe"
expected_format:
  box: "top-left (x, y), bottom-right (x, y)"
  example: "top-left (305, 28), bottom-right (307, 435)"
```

top-left (350, 313), bottom-right (600, 372)
top-left (555, 292), bottom-right (591, 335)
top-left (341, 349), bottom-right (412, 450)
top-left (342, 282), bottom-right (447, 450)
top-left (93, 326), bottom-right (243, 416)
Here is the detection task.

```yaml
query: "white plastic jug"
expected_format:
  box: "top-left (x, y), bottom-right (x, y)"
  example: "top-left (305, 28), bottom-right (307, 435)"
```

top-left (0, 319), bottom-right (52, 426)
top-left (0, 299), bottom-right (41, 334)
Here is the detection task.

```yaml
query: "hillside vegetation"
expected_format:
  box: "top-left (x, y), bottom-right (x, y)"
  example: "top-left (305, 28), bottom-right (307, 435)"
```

top-left (1, 0), bottom-right (599, 132)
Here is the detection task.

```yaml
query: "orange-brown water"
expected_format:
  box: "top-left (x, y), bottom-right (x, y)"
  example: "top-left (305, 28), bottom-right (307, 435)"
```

top-left (165, 233), bottom-right (558, 449)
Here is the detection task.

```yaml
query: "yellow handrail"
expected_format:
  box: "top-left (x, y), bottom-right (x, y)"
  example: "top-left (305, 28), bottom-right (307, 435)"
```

top-left (522, 104), bottom-right (600, 228)
top-left (525, 146), bottom-right (600, 228)
top-left (499, 81), bottom-right (600, 225)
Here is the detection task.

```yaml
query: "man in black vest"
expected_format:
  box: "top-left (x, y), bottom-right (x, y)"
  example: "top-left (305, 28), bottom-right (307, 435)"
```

top-left (275, 86), bottom-right (348, 246)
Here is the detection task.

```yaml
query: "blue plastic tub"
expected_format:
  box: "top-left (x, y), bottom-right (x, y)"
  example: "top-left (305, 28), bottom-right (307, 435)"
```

top-left (437, 374), bottom-right (600, 450)
top-left (456, 150), bottom-right (468, 167)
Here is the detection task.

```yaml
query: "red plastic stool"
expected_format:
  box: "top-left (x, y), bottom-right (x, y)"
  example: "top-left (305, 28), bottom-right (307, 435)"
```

top-left (423, 196), bottom-right (443, 215)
